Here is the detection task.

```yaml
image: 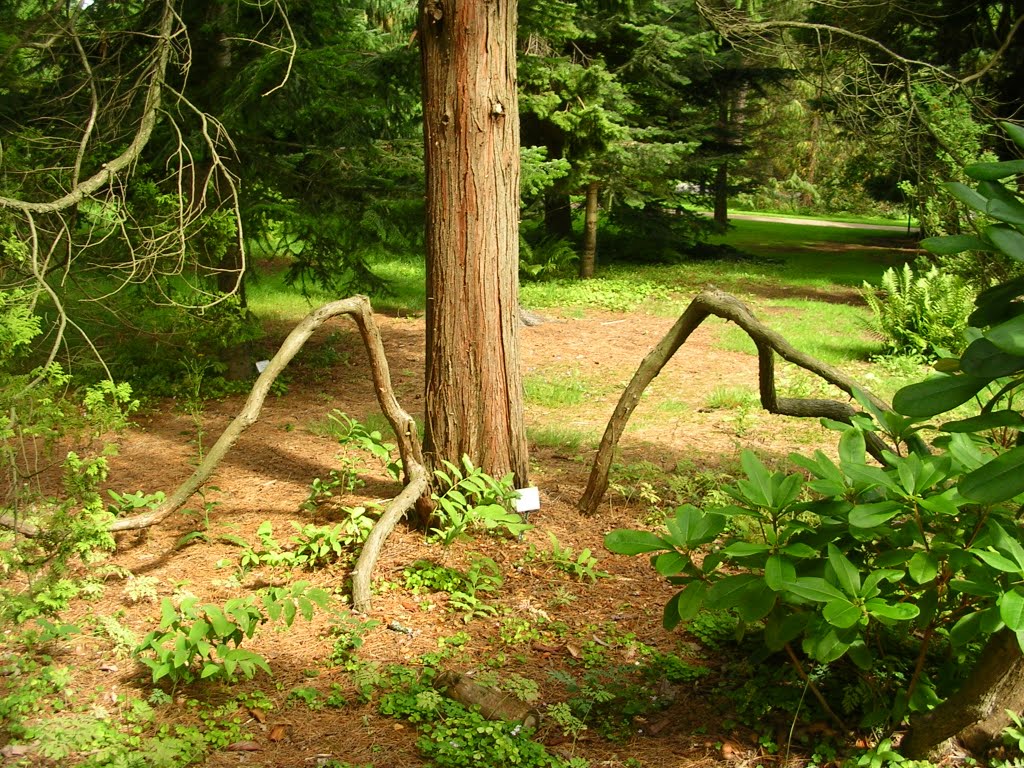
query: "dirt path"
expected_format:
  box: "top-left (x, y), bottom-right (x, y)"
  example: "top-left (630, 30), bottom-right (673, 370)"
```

top-left (10, 299), bottom-right (874, 767)
top-left (725, 212), bottom-right (918, 233)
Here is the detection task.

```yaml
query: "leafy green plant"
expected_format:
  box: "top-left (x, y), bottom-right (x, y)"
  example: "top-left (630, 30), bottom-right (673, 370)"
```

top-left (0, 453), bottom-right (117, 622)
top-left (548, 664), bottom-right (671, 742)
top-left (134, 581), bottom-right (329, 684)
top-left (329, 614), bottom-right (381, 665)
top-left (521, 532), bottom-right (610, 582)
top-left (430, 456), bottom-right (527, 545)
top-left (175, 485), bottom-right (223, 549)
top-left (1001, 710), bottom-right (1024, 755)
top-left (861, 263), bottom-right (974, 357)
top-left (378, 675), bottom-right (576, 768)
top-left (605, 437), bottom-right (1024, 726)
top-left (223, 513), bottom-right (372, 576)
top-left (402, 556), bottom-right (503, 621)
top-left (328, 410), bottom-right (402, 481)
top-left (447, 556), bottom-right (504, 622)
top-left (403, 559), bottom-right (468, 594)
top-left (519, 235), bottom-right (579, 280)
top-left (123, 575), bottom-right (160, 603)
top-left (301, 459), bottom-right (365, 514)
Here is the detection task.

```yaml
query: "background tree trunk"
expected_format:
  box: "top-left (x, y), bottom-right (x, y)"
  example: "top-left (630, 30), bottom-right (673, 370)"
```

top-left (419, 0), bottom-right (529, 486)
top-left (579, 180), bottom-right (599, 278)
top-left (713, 161), bottom-right (729, 229)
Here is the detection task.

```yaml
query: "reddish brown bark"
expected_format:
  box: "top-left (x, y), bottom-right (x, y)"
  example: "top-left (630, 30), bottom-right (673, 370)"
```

top-left (419, 0), bottom-right (529, 486)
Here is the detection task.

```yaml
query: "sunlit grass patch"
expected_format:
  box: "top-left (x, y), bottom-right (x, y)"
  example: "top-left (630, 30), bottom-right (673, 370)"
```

top-left (704, 386), bottom-right (759, 411)
top-left (524, 371), bottom-right (593, 407)
top-left (527, 425), bottom-right (596, 453)
top-left (521, 273), bottom-right (670, 312)
top-left (714, 299), bottom-right (880, 365)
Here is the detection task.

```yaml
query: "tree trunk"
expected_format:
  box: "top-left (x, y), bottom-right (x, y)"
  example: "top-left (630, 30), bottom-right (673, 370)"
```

top-left (419, 0), bottom-right (529, 486)
top-left (802, 111), bottom-right (820, 210)
top-left (903, 629), bottom-right (1024, 758)
top-left (579, 180), bottom-right (599, 278)
top-left (713, 161), bottom-right (729, 229)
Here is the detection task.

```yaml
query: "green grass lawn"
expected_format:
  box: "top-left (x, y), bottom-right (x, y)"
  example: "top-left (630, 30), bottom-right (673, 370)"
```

top-left (249, 218), bottom-right (919, 371)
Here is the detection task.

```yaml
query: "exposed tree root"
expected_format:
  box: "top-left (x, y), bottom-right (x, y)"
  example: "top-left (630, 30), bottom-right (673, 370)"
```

top-left (1, 296), bottom-right (428, 611)
top-left (579, 287), bottom-right (908, 516)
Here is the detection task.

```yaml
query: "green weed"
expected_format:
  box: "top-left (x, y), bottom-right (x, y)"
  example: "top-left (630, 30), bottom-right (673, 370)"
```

top-left (520, 532), bottom-right (610, 582)
top-left (524, 371), bottom-right (591, 407)
top-left (527, 425), bottom-right (595, 452)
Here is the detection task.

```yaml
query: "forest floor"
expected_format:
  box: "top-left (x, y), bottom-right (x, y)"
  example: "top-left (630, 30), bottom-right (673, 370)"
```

top-left (3, 284), bottom-right (891, 767)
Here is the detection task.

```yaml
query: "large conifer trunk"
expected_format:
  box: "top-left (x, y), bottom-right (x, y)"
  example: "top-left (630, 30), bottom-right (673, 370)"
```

top-left (419, 0), bottom-right (529, 486)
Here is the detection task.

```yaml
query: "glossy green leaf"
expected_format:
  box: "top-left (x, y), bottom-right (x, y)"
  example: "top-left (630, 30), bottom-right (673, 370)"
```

top-left (918, 489), bottom-right (963, 517)
top-left (802, 625), bottom-right (850, 663)
top-left (959, 446), bottom-right (1024, 503)
top-left (865, 599), bottom-right (919, 621)
top-left (823, 598), bottom-right (862, 629)
top-left (920, 234), bottom-right (991, 254)
top-left (908, 551), bottom-right (938, 584)
top-left (989, 197), bottom-right (1024, 227)
top-left (707, 573), bottom-right (761, 610)
top-left (838, 428), bottom-right (866, 466)
top-left (965, 160), bottom-right (1024, 181)
top-left (943, 182), bottom-right (990, 213)
top-left (662, 591), bottom-right (684, 630)
top-left (783, 576), bottom-right (845, 603)
top-left (848, 501), bottom-right (902, 528)
top-left (781, 542), bottom-right (819, 559)
top-left (941, 409), bottom-right (1024, 433)
top-left (988, 225), bottom-right (1024, 261)
top-left (971, 548), bottom-right (1022, 573)
top-left (667, 504), bottom-right (726, 547)
top-left (734, 580), bottom-right (776, 623)
top-left (764, 611), bottom-right (809, 650)
top-left (654, 550), bottom-right (689, 577)
top-left (949, 610), bottom-right (984, 647)
top-left (892, 375), bottom-right (988, 417)
top-left (764, 554), bottom-right (795, 591)
top-left (862, 568), bottom-right (905, 597)
top-left (946, 432), bottom-right (987, 472)
top-left (722, 541), bottom-right (772, 557)
top-left (1002, 121), bottom-right (1024, 149)
top-left (675, 581), bottom-right (708, 623)
top-left (950, 578), bottom-right (1002, 597)
top-left (604, 529), bottom-right (669, 555)
top-left (1000, 587), bottom-right (1024, 631)
top-left (827, 544), bottom-right (861, 596)
top-left (847, 640), bottom-right (874, 671)
top-left (737, 450), bottom-right (773, 507)
top-left (842, 462), bottom-right (896, 490)
top-left (989, 312), bottom-right (1024, 356)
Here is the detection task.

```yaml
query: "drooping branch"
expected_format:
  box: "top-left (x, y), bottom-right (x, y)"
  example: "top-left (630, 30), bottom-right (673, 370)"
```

top-left (0, 0), bottom-right (177, 216)
top-left (110, 296), bottom-right (425, 532)
top-left (578, 288), bottom-right (907, 516)
top-left (1, 296), bottom-right (426, 535)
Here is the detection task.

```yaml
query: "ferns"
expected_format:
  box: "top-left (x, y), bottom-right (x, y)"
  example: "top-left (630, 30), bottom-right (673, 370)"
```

top-left (861, 263), bottom-right (974, 357)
